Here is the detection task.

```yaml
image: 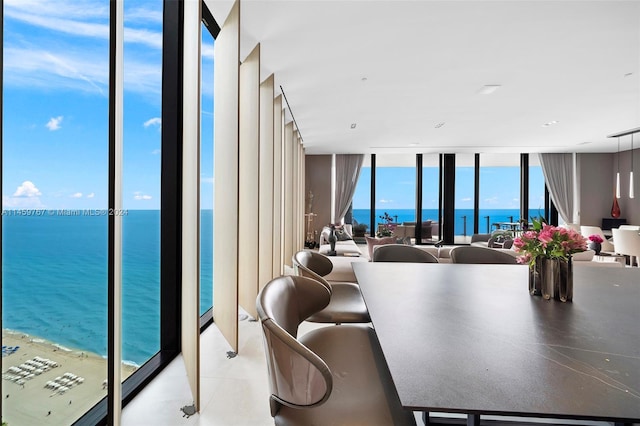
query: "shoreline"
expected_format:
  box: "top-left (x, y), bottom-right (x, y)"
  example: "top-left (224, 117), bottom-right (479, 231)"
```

top-left (2, 328), bottom-right (137, 425)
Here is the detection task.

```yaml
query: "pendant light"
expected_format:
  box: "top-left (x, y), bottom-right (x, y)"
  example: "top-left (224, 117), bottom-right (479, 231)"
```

top-left (616, 137), bottom-right (621, 198)
top-left (630, 134), bottom-right (635, 199)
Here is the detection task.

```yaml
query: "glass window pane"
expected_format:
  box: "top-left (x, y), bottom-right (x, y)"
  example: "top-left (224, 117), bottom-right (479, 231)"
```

top-left (421, 154), bottom-right (440, 242)
top-left (122, 0), bottom-right (163, 376)
top-left (479, 154), bottom-right (520, 234)
top-left (374, 154), bottom-right (416, 237)
top-left (455, 154), bottom-right (475, 243)
top-left (200, 22), bottom-right (215, 315)
top-left (2, 1), bottom-right (112, 423)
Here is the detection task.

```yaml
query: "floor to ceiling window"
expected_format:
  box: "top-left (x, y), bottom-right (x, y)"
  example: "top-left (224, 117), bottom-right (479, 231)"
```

top-left (454, 153), bottom-right (475, 243)
top-left (2, 1), bottom-right (113, 424)
top-left (121, 0), bottom-right (163, 379)
top-left (421, 154), bottom-right (440, 241)
top-left (200, 17), bottom-right (215, 317)
top-left (479, 153), bottom-right (521, 234)
top-left (374, 154), bottom-right (416, 234)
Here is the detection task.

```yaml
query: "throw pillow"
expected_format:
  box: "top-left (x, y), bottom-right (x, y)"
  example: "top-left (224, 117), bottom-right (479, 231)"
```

top-left (335, 229), bottom-right (353, 241)
top-left (365, 236), bottom-right (396, 260)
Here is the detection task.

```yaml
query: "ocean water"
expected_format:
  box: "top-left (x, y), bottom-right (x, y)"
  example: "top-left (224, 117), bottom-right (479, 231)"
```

top-left (353, 209), bottom-right (542, 235)
top-left (2, 210), bottom-right (213, 366)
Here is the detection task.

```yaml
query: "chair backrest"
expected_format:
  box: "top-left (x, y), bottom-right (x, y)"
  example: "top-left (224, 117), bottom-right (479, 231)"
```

top-left (293, 250), bottom-right (334, 277)
top-left (619, 225), bottom-right (640, 231)
top-left (372, 244), bottom-right (439, 263)
top-left (612, 229), bottom-right (640, 258)
top-left (450, 246), bottom-right (518, 264)
top-left (256, 275), bottom-right (333, 414)
top-left (581, 225), bottom-right (615, 252)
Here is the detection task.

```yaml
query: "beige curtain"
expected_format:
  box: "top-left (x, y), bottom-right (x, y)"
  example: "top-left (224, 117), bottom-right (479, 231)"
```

top-left (334, 154), bottom-right (364, 224)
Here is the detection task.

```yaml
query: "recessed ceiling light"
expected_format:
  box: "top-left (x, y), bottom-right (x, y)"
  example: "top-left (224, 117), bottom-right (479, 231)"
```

top-left (350, 123), bottom-right (357, 129)
top-left (477, 85), bottom-right (501, 95)
top-left (542, 120), bottom-right (559, 127)
top-left (408, 143), bottom-right (419, 146)
top-left (435, 122), bottom-right (445, 128)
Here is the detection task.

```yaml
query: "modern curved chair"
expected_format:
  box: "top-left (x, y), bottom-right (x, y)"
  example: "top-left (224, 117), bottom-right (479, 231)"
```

top-left (256, 275), bottom-right (416, 426)
top-left (612, 228), bottom-right (640, 267)
top-left (580, 225), bottom-right (615, 252)
top-left (292, 250), bottom-right (370, 323)
top-left (372, 244), bottom-right (439, 263)
top-left (450, 246), bottom-right (519, 264)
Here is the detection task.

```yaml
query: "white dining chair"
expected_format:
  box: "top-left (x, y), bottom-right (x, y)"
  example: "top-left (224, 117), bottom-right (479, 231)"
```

top-left (619, 224), bottom-right (640, 231)
top-left (580, 225), bottom-right (615, 253)
top-left (611, 229), bottom-right (640, 267)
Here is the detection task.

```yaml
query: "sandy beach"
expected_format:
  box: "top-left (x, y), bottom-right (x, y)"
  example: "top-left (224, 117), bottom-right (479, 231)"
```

top-left (2, 329), bottom-right (137, 426)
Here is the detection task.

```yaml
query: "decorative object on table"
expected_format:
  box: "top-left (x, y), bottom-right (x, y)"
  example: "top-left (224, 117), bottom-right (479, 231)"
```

top-left (513, 217), bottom-right (587, 302)
top-left (327, 224), bottom-right (337, 256)
top-left (304, 212), bottom-right (318, 249)
top-left (587, 234), bottom-right (603, 255)
top-left (376, 212), bottom-right (395, 237)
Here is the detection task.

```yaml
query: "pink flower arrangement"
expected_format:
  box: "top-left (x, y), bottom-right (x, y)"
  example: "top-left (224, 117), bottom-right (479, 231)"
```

top-left (513, 218), bottom-right (588, 267)
top-left (588, 234), bottom-right (604, 244)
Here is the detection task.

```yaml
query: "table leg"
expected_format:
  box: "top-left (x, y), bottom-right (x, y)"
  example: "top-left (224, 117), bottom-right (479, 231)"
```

top-left (467, 414), bottom-right (480, 426)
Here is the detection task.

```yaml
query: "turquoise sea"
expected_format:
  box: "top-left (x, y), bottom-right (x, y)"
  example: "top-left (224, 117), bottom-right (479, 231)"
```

top-left (1, 210), bottom-right (213, 366)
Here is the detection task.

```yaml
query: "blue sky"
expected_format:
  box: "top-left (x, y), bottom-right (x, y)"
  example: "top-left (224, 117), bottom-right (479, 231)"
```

top-left (2, 0), bottom-right (215, 210)
top-left (353, 165), bottom-right (545, 211)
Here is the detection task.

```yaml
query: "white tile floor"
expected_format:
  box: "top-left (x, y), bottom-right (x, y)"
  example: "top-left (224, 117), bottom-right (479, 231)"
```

top-left (122, 316), bottom-right (612, 426)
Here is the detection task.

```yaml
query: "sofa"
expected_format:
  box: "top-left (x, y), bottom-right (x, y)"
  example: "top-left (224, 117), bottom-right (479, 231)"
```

top-left (318, 225), bottom-right (362, 256)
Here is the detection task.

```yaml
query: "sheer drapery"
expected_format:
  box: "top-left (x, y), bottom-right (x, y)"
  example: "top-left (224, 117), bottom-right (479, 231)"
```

top-left (334, 154), bottom-right (364, 224)
top-left (538, 153), bottom-right (574, 224)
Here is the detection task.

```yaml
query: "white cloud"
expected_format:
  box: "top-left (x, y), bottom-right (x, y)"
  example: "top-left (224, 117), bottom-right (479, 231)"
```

top-left (144, 117), bottom-right (161, 128)
top-left (201, 177), bottom-right (214, 184)
top-left (151, 149), bottom-right (161, 155)
top-left (460, 197), bottom-right (472, 202)
top-left (13, 180), bottom-right (42, 198)
top-left (46, 116), bottom-right (63, 131)
top-left (133, 191), bottom-right (152, 201)
top-left (5, 2), bottom-right (161, 49)
top-left (379, 199), bottom-right (393, 204)
top-left (87, 192), bottom-right (95, 198)
top-left (70, 192), bottom-right (83, 198)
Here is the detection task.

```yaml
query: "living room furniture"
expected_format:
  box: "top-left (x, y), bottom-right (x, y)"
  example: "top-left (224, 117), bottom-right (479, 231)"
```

top-left (352, 262), bottom-right (640, 425)
top-left (612, 228), bottom-right (640, 267)
top-left (372, 244), bottom-right (439, 263)
top-left (602, 217), bottom-right (627, 231)
top-left (450, 246), bottom-right (519, 264)
top-left (318, 225), bottom-right (362, 256)
top-left (580, 225), bottom-right (615, 252)
top-left (292, 250), bottom-right (370, 323)
top-left (256, 275), bottom-right (416, 426)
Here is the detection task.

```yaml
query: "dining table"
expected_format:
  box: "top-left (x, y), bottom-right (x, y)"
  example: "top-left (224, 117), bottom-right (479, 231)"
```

top-left (352, 262), bottom-right (640, 426)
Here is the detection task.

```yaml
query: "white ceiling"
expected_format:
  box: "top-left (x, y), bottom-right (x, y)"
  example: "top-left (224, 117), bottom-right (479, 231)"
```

top-left (206, 0), bottom-right (640, 156)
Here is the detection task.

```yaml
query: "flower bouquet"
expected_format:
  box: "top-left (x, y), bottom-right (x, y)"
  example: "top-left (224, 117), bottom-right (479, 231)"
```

top-left (513, 217), bottom-right (587, 301)
top-left (587, 234), bottom-right (603, 254)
